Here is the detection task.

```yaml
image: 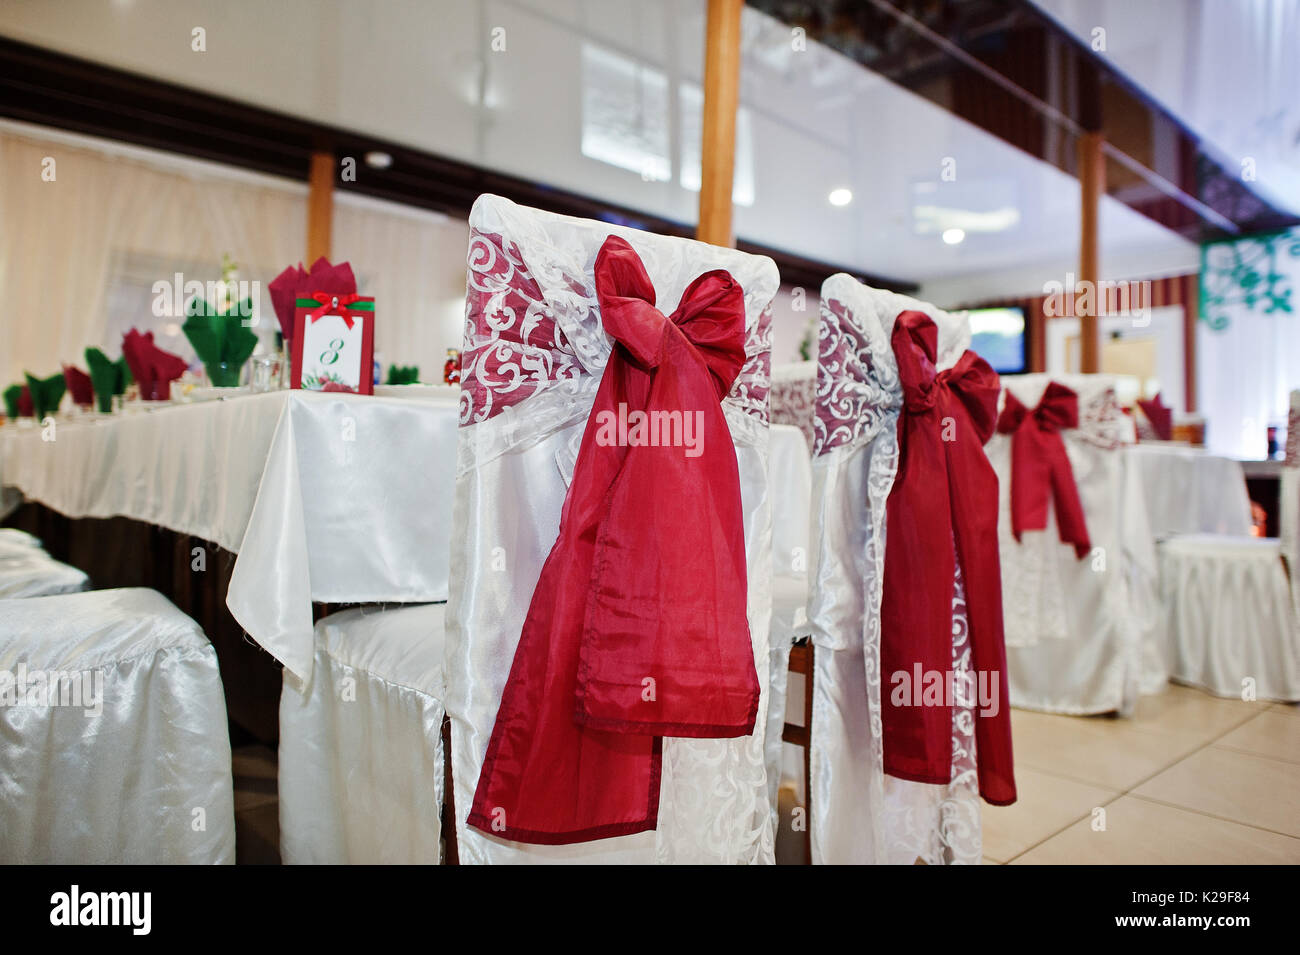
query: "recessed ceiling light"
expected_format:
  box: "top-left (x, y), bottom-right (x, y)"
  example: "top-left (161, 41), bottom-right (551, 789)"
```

top-left (942, 227), bottom-right (966, 245)
top-left (828, 188), bottom-right (853, 207)
top-left (364, 151), bottom-right (394, 169)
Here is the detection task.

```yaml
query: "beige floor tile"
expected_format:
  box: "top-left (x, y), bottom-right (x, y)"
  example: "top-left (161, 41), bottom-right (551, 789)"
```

top-left (1133, 746), bottom-right (1300, 837)
top-left (1128, 683), bottom-right (1264, 743)
top-left (1009, 708), bottom-right (1202, 791)
top-left (981, 767), bottom-right (1117, 863)
top-left (1009, 795), bottom-right (1300, 864)
top-left (1216, 708), bottom-right (1300, 764)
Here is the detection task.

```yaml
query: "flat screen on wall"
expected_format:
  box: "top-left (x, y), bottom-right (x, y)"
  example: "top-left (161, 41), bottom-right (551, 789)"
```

top-left (968, 306), bottom-right (1026, 374)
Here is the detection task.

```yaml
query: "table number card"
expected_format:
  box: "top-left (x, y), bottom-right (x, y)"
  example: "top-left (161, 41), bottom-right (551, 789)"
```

top-left (291, 294), bottom-right (375, 395)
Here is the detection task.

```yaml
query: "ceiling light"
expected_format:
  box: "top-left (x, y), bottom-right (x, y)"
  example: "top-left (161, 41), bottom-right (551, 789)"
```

top-left (364, 151), bottom-right (394, 169)
top-left (828, 188), bottom-right (853, 207)
top-left (942, 227), bottom-right (966, 245)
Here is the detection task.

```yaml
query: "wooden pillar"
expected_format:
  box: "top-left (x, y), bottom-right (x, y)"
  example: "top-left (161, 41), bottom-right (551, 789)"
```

top-left (307, 151), bottom-right (335, 262)
top-left (1077, 132), bottom-right (1104, 373)
top-left (696, 0), bottom-right (744, 248)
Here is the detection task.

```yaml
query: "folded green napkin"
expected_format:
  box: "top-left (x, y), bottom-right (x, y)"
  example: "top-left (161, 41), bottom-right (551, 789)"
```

top-left (85, 347), bottom-right (129, 413)
top-left (3, 383), bottom-right (22, 419)
top-left (24, 371), bottom-right (66, 421)
top-left (385, 364), bottom-right (420, 385)
top-left (184, 297), bottom-right (258, 387)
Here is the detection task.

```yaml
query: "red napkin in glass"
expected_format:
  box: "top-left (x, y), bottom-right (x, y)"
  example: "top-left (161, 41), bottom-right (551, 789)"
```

top-left (62, 365), bottom-right (94, 407)
top-left (18, 385), bottom-right (33, 418)
top-left (121, 329), bottom-right (188, 401)
top-left (269, 257), bottom-right (357, 342)
top-left (1137, 392), bottom-right (1173, 440)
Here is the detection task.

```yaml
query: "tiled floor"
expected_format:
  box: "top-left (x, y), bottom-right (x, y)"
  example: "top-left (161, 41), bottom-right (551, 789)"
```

top-left (984, 687), bottom-right (1300, 864)
top-left (235, 685), bottom-right (1299, 865)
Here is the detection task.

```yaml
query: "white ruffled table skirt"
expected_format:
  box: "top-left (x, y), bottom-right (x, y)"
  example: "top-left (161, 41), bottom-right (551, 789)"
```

top-left (0, 390), bottom-right (458, 681)
top-left (1158, 534), bottom-right (1300, 701)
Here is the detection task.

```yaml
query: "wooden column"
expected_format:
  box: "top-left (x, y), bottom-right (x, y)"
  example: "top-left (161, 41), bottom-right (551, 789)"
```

top-left (307, 150), bottom-right (335, 262)
top-left (696, 0), bottom-right (744, 248)
top-left (1077, 131), bottom-right (1104, 373)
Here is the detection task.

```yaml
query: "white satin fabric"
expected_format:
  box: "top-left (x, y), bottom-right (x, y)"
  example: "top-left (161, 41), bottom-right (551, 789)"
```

top-left (1124, 444), bottom-right (1254, 539)
top-left (0, 588), bottom-right (234, 863)
top-left (446, 194), bottom-right (778, 864)
top-left (808, 275), bottom-right (981, 865)
top-left (279, 603), bottom-right (447, 864)
top-left (994, 374), bottom-right (1151, 715)
top-left (0, 545), bottom-right (89, 598)
top-left (0, 391), bottom-right (458, 684)
top-left (764, 425), bottom-right (813, 830)
top-left (1158, 535), bottom-right (1300, 702)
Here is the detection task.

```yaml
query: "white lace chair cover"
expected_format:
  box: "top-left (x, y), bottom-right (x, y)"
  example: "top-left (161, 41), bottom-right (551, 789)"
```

top-left (771, 361), bottom-right (815, 449)
top-left (992, 374), bottom-right (1152, 715)
top-left (1281, 390), bottom-right (1299, 583)
top-left (279, 603), bottom-right (446, 864)
top-left (446, 194), bottom-right (778, 864)
top-left (0, 588), bottom-right (235, 863)
top-left (808, 274), bottom-right (981, 865)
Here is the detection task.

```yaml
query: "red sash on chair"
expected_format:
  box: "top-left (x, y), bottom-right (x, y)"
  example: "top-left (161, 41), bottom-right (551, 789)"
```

top-left (467, 235), bottom-right (760, 845)
top-left (880, 310), bottom-right (1017, 807)
top-left (997, 383), bottom-right (1092, 558)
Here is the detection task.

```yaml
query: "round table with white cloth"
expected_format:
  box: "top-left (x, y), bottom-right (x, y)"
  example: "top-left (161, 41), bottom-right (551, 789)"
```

top-left (0, 389), bottom-right (459, 683)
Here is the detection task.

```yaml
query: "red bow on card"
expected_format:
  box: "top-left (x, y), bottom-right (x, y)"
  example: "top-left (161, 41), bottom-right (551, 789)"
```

top-left (996, 383), bottom-right (1091, 559)
top-left (880, 310), bottom-right (1016, 807)
top-left (468, 235), bottom-right (758, 845)
top-left (304, 291), bottom-right (365, 328)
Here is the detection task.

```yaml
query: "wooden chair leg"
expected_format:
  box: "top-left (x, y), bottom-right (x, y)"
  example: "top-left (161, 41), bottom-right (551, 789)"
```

top-left (783, 639), bottom-right (813, 864)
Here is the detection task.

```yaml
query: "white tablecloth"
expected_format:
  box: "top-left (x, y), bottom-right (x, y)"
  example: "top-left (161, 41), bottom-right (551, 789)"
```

top-left (1123, 443), bottom-right (1254, 538)
top-left (0, 391), bottom-right (458, 681)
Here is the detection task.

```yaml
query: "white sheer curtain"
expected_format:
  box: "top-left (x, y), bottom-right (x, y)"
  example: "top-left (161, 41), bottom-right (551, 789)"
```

top-left (0, 121), bottom-right (471, 386)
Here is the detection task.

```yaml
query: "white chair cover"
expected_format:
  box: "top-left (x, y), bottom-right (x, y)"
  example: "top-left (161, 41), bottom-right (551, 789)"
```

top-left (808, 274), bottom-right (982, 865)
top-left (446, 194), bottom-right (779, 864)
top-left (1159, 535), bottom-right (1300, 701)
top-left (0, 544), bottom-right (89, 598)
top-left (0, 588), bottom-right (234, 863)
top-left (1281, 390), bottom-right (1299, 581)
top-left (279, 603), bottom-right (446, 864)
top-left (763, 424), bottom-right (812, 829)
top-left (993, 374), bottom-right (1152, 715)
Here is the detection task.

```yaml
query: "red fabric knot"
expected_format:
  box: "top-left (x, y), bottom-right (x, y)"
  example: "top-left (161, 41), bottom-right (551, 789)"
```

top-left (467, 234), bottom-right (759, 845)
top-left (996, 382), bottom-right (1092, 559)
top-left (880, 309), bottom-right (1017, 806)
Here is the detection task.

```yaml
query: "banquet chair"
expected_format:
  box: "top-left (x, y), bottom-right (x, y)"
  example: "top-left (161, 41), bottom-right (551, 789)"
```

top-left (0, 588), bottom-right (235, 863)
top-left (990, 374), bottom-right (1153, 715)
top-left (807, 275), bottom-right (992, 865)
top-left (771, 361), bottom-right (816, 449)
top-left (0, 540), bottom-right (89, 598)
top-left (763, 423), bottom-right (813, 840)
top-left (1157, 535), bottom-right (1299, 702)
top-left (445, 193), bottom-right (779, 864)
top-left (278, 603), bottom-right (447, 864)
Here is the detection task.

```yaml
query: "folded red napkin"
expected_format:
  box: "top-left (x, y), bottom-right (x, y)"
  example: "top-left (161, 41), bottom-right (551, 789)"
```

top-left (121, 329), bottom-right (188, 401)
top-left (1137, 392), bottom-right (1173, 440)
top-left (62, 364), bottom-right (94, 407)
top-left (269, 257), bottom-right (357, 342)
top-left (18, 385), bottom-right (33, 417)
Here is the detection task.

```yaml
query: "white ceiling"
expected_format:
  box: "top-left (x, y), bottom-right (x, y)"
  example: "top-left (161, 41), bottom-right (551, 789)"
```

top-left (1, 0), bottom-right (1214, 297)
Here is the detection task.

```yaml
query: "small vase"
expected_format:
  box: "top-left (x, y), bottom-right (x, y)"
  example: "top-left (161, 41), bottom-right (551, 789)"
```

top-left (205, 361), bottom-right (246, 388)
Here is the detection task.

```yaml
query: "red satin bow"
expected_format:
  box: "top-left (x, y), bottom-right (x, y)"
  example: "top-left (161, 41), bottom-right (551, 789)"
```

top-left (305, 291), bottom-right (364, 328)
top-left (880, 310), bottom-right (1016, 806)
top-left (468, 234), bottom-right (758, 845)
top-left (996, 383), bottom-right (1092, 558)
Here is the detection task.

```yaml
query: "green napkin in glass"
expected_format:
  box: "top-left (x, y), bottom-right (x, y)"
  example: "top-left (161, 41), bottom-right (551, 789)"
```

top-left (3, 383), bottom-right (22, 419)
top-left (184, 297), bottom-right (258, 387)
top-left (24, 371), bottom-right (66, 421)
top-left (85, 347), bottom-right (129, 413)
top-left (385, 364), bottom-right (420, 385)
